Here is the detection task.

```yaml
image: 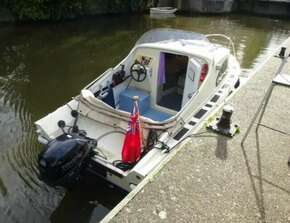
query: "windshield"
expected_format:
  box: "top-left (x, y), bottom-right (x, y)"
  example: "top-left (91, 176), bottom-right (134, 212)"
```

top-left (136, 28), bottom-right (209, 45)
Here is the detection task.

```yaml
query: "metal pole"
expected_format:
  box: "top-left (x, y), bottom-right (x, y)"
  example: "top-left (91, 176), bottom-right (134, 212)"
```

top-left (241, 47), bottom-right (288, 148)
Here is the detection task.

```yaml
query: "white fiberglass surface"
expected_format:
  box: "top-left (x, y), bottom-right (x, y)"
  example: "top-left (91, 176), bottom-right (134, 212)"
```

top-left (136, 28), bottom-right (209, 45)
top-left (77, 116), bottom-right (124, 162)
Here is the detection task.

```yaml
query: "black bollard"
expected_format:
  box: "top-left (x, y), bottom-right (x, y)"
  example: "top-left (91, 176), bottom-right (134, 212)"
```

top-left (207, 105), bottom-right (239, 137)
top-left (217, 105), bottom-right (233, 130)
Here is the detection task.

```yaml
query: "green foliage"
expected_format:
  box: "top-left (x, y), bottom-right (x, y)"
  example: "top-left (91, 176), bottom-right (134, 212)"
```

top-left (2, 0), bottom-right (150, 21)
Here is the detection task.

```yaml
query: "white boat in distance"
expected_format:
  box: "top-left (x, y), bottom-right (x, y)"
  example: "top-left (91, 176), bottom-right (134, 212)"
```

top-left (150, 7), bottom-right (178, 14)
top-left (36, 29), bottom-right (240, 191)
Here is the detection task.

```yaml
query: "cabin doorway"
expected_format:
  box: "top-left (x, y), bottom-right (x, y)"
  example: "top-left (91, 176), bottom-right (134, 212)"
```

top-left (157, 52), bottom-right (188, 111)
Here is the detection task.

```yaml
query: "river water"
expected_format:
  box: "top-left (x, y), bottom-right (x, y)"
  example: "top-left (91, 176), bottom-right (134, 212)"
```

top-left (0, 14), bottom-right (290, 223)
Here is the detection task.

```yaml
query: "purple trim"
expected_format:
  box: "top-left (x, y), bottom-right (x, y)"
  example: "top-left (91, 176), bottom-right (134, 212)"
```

top-left (158, 52), bottom-right (166, 85)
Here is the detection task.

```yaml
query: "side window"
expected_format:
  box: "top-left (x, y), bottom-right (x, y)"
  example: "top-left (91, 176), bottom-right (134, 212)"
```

top-left (216, 58), bottom-right (228, 86)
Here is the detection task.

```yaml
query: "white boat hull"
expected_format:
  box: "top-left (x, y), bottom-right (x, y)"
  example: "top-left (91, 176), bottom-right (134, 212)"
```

top-left (150, 7), bottom-right (178, 14)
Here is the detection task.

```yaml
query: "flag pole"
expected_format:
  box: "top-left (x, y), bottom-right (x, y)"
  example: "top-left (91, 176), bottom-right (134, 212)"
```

top-left (132, 96), bottom-right (144, 147)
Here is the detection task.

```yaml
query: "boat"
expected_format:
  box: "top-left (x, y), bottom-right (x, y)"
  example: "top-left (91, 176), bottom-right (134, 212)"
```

top-left (35, 28), bottom-right (240, 191)
top-left (150, 7), bottom-right (178, 15)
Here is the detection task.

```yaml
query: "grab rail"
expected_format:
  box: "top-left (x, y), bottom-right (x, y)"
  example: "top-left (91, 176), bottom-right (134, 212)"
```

top-left (205, 34), bottom-right (236, 58)
top-left (85, 68), bottom-right (113, 91)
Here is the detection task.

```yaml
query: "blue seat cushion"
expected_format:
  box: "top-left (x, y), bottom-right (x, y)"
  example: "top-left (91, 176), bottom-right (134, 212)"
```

top-left (119, 87), bottom-right (172, 121)
top-left (143, 108), bottom-right (172, 122)
top-left (119, 88), bottom-right (150, 114)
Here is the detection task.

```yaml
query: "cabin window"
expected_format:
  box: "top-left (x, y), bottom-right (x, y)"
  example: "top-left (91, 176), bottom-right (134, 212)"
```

top-left (156, 52), bottom-right (188, 111)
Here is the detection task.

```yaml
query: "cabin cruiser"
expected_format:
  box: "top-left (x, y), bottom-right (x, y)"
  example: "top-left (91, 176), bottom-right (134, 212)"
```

top-left (35, 29), bottom-right (240, 191)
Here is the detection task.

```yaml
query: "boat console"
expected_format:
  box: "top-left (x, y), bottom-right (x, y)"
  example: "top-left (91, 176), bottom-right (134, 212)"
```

top-left (88, 53), bottom-right (177, 122)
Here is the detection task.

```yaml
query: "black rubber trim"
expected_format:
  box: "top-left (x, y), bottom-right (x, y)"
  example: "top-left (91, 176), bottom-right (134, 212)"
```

top-left (189, 121), bottom-right (196, 126)
top-left (194, 109), bottom-right (207, 119)
top-left (173, 128), bottom-right (189, 141)
top-left (210, 95), bottom-right (220, 103)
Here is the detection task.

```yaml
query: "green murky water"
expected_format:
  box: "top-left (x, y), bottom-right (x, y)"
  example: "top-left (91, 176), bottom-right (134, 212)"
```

top-left (0, 14), bottom-right (290, 223)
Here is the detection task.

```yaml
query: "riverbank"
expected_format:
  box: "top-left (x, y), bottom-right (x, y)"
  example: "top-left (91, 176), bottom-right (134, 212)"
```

top-left (1, 0), bottom-right (290, 23)
top-left (102, 37), bottom-right (290, 222)
top-left (0, 0), bottom-right (150, 22)
top-left (160, 0), bottom-right (290, 18)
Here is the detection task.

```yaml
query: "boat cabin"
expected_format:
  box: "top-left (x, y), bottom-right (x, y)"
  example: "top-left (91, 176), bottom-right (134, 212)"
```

top-left (84, 29), bottom-right (230, 123)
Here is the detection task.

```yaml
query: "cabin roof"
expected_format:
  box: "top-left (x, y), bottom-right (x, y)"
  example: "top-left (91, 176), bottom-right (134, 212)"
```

top-left (135, 28), bottom-right (230, 61)
top-left (137, 39), bottom-right (229, 62)
top-left (136, 28), bottom-right (209, 45)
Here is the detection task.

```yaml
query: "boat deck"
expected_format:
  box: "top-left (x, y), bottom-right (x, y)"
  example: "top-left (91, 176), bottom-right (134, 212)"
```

top-left (78, 116), bottom-right (124, 162)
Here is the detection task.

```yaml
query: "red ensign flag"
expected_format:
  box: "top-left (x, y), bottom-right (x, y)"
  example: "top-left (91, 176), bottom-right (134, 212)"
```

top-left (121, 100), bottom-right (142, 164)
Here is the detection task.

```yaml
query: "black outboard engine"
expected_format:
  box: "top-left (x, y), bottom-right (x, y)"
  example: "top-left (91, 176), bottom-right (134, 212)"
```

top-left (38, 134), bottom-right (95, 188)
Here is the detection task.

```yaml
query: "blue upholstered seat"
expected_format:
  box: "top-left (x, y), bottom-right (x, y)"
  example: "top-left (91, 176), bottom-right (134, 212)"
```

top-left (119, 88), bottom-right (150, 114)
top-left (118, 88), bottom-right (171, 122)
top-left (143, 108), bottom-right (172, 122)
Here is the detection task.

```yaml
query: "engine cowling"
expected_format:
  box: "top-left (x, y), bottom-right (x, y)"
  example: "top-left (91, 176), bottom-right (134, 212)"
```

top-left (38, 135), bottom-right (91, 187)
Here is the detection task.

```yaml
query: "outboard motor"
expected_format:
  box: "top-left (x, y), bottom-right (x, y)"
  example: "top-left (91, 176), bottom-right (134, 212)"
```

top-left (38, 134), bottom-right (96, 188)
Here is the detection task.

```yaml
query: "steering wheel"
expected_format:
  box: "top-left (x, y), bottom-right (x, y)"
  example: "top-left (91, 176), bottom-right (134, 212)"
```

top-left (130, 62), bottom-right (147, 82)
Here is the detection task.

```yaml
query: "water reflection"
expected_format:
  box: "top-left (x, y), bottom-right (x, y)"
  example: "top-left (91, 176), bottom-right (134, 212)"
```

top-left (50, 174), bottom-right (127, 223)
top-left (0, 14), bottom-right (290, 223)
top-left (150, 13), bottom-right (176, 19)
